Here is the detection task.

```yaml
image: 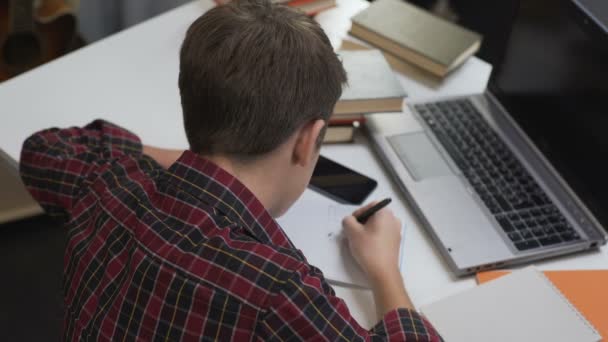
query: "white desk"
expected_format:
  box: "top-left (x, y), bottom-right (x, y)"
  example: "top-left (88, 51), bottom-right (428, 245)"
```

top-left (1, 0), bottom-right (606, 329)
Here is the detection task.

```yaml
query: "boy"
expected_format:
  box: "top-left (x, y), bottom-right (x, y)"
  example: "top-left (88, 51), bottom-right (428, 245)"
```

top-left (20, 0), bottom-right (441, 340)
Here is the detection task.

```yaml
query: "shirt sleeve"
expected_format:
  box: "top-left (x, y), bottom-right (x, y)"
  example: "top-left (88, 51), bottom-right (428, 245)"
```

top-left (19, 119), bottom-right (143, 220)
top-left (256, 265), bottom-right (443, 341)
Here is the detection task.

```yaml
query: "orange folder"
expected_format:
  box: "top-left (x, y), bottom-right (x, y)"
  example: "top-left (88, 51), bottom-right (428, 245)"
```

top-left (477, 270), bottom-right (608, 340)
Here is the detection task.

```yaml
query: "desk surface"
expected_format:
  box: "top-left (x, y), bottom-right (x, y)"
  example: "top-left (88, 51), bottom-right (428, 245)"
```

top-left (1, 0), bottom-right (607, 329)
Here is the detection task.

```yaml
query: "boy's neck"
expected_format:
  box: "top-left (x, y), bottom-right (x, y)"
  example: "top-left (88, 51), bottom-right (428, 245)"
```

top-left (203, 153), bottom-right (285, 217)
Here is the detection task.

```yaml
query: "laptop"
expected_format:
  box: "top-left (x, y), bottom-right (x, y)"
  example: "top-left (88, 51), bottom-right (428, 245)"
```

top-left (367, 0), bottom-right (608, 276)
top-left (0, 148), bottom-right (43, 224)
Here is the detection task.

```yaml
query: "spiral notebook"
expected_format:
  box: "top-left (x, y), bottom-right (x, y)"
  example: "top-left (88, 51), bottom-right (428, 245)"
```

top-left (477, 269), bottom-right (608, 339)
top-left (420, 267), bottom-right (601, 342)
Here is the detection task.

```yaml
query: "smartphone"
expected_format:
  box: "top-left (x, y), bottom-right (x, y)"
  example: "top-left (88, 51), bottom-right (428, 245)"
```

top-left (309, 155), bottom-right (378, 205)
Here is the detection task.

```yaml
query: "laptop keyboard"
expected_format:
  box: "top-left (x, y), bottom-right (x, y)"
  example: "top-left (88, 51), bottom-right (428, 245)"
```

top-left (407, 99), bottom-right (581, 251)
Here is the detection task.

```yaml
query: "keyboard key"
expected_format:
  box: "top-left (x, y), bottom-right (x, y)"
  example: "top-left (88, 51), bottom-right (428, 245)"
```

top-left (543, 226), bottom-right (557, 235)
top-left (531, 195), bottom-right (547, 206)
top-left (497, 217), bottom-right (515, 232)
top-left (539, 235), bottom-right (562, 246)
top-left (514, 200), bottom-right (534, 210)
top-left (515, 240), bottom-right (540, 251)
top-left (520, 229), bottom-right (533, 240)
top-left (508, 232), bottom-right (522, 242)
top-left (531, 227), bottom-right (545, 237)
top-left (494, 195), bottom-right (511, 211)
top-left (514, 221), bottom-right (526, 230)
top-left (560, 231), bottom-right (581, 241)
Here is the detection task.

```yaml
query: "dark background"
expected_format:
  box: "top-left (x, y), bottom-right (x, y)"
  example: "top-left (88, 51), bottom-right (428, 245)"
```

top-left (0, 216), bottom-right (65, 341)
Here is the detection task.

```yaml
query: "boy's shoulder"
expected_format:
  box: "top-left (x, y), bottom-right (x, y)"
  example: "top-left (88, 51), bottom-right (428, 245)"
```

top-left (157, 222), bottom-right (321, 311)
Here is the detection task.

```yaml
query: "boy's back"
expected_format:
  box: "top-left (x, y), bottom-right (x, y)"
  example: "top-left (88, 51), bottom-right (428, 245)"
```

top-left (21, 121), bottom-right (438, 340)
top-left (19, 0), bottom-right (442, 340)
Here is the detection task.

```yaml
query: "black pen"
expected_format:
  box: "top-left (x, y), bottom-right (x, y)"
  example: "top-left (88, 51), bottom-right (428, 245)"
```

top-left (356, 198), bottom-right (392, 224)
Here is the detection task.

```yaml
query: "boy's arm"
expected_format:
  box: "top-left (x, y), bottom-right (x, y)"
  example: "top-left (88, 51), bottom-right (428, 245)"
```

top-left (342, 203), bottom-right (415, 319)
top-left (256, 265), bottom-right (442, 341)
top-left (257, 202), bottom-right (442, 340)
top-left (19, 120), bottom-right (144, 220)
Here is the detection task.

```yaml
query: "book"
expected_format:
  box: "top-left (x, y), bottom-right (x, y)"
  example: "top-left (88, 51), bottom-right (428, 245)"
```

top-left (323, 124), bottom-right (356, 143)
top-left (340, 39), bottom-right (443, 85)
top-left (478, 269), bottom-right (608, 340)
top-left (334, 49), bottom-right (406, 115)
top-left (420, 267), bottom-right (601, 342)
top-left (349, 0), bottom-right (482, 77)
top-left (328, 113), bottom-right (365, 126)
top-left (323, 117), bottom-right (363, 143)
top-left (287, 0), bottom-right (336, 16)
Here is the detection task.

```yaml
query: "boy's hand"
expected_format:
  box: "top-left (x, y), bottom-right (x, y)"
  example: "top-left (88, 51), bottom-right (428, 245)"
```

top-left (342, 202), bottom-right (402, 284)
top-left (343, 202), bottom-right (413, 316)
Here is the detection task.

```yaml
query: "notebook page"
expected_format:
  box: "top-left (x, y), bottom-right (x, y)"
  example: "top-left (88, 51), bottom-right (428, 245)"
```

top-left (278, 190), bottom-right (405, 288)
top-left (420, 267), bottom-right (601, 342)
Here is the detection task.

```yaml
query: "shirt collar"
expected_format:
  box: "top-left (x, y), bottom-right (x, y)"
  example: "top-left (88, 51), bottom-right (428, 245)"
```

top-left (166, 150), bottom-right (296, 251)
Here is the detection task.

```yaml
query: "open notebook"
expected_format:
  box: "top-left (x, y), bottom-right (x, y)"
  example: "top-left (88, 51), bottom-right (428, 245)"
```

top-left (278, 190), bottom-right (405, 288)
top-left (477, 269), bottom-right (608, 339)
top-left (420, 267), bottom-right (601, 342)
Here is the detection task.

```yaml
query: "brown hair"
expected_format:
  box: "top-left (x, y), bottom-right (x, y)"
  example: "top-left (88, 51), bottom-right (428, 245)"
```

top-left (178, 0), bottom-right (346, 158)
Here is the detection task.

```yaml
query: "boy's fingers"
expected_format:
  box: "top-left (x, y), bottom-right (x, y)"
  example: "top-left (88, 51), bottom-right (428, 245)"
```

top-left (342, 215), bottom-right (364, 238)
top-left (351, 201), bottom-right (379, 217)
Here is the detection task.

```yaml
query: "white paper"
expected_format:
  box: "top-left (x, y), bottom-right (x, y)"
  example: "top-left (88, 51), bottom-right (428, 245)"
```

top-left (278, 190), bottom-right (405, 288)
top-left (420, 267), bottom-right (601, 342)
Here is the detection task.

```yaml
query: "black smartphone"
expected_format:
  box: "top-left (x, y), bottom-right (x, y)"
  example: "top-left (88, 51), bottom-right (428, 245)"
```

top-left (309, 155), bottom-right (378, 205)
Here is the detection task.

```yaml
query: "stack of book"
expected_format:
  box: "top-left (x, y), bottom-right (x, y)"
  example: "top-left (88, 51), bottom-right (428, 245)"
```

top-left (349, 0), bottom-right (482, 78)
top-left (325, 115), bottom-right (363, 143)
top-left (214, 0), bottom-right (335, 16)
top-left (325, 48), bottom-right (406, 143)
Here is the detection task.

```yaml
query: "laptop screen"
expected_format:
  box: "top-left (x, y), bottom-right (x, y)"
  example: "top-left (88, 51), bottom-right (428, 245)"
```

top-left (490, 0), bottom-right (608, 230)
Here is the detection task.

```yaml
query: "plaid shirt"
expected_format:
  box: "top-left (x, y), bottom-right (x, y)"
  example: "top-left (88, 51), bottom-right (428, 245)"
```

top-left (20, 120), bottom-right (442, 341)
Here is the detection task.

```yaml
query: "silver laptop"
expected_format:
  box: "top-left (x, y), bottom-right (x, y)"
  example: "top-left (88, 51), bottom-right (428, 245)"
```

top-left (367, 0), bottom-right (608, 276)
top-left (0, 148), bottom-right (43, 224)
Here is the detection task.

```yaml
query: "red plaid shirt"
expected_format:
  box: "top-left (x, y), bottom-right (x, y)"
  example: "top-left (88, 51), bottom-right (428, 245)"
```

top-left (20, 120), bottom-right (442, 341)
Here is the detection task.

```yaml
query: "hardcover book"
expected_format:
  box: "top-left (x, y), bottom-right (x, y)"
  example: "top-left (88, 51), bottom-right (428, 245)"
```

top-left (350, 0), bottom-right (482, 77)
top-left (334, 49), bottom-right (406, 115)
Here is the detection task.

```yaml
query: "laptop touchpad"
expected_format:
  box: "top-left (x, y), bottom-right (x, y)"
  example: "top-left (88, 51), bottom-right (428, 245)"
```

top-left (388, 132), bottom-right (454, 181)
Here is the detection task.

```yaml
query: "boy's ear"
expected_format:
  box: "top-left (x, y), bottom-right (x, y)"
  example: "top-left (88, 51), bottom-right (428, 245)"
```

top-left (292, 119), bottom-right (326, 166)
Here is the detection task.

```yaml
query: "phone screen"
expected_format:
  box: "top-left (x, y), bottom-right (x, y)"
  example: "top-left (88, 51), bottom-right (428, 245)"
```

top-left (309, 155), bottom-right (378, 205)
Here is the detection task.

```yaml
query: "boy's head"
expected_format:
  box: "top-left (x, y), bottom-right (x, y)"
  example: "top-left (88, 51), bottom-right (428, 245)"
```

top-left (178, 0), bottom-right (346, 215)
top-left (179, 0), bottom-right (346, 158)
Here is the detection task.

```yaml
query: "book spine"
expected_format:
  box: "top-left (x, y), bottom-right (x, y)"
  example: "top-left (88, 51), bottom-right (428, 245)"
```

top-left (328, 117), bottom-right (366, 126)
